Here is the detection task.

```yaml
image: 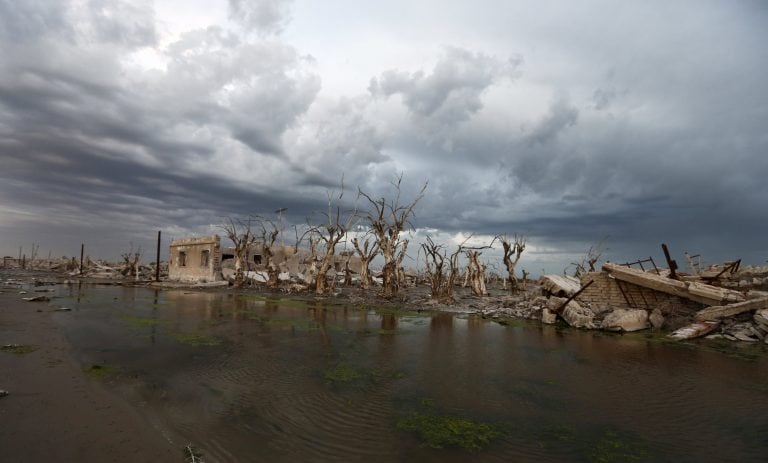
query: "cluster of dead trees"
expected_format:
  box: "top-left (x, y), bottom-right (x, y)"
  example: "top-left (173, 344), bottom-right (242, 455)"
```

top-left (221, 175), bottom-right (528, 301)
top-left (419, 233), bottom-right (527, 301)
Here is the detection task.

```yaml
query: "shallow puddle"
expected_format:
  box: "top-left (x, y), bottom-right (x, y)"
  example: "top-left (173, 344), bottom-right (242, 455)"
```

top-left (51, 285), bottom-right (768, 462)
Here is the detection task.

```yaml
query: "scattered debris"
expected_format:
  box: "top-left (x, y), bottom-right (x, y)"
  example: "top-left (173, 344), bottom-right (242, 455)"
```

top-left (184, 444), bottom-right (204, 463)
top-left (0, 390), bottom-right (8, 398)
top-left (2, 344), bottom-right (36, 354)
top-left (669, 321), bottom-right (721, 340)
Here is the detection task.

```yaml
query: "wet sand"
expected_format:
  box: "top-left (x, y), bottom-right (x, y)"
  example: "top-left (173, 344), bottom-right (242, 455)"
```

top-left (0, 289), bottom-right (177, 463)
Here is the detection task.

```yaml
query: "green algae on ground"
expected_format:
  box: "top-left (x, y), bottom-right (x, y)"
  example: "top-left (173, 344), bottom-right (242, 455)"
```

top-left (323, 362), bottom-right (406, 386)
top-left (84, 364), bottom-right (117, 379)
top-left (1, 344), bottom-right (37, 354)
top-left (266, 318), bottom-right (318, 331)
top-left (537, 423), bottom-right (577, 449)
top-left (588, 430), bottom-right (649, 462)
top-left (397, 411), bottom-right (502, 451)
top-left (324, 363), bottom-right (365, 384)
top-left (171, 332), bottom-right (222, 347)
top-left (120, 314), bottom-right (169, 328)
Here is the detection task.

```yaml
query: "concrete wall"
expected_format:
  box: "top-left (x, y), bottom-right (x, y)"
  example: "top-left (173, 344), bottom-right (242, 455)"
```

top-left (168, 235), bottom-right (222, 282)
top-left (577, 271), bottom-right (704, 314)
top-left (222, 243), bottom-right (364, 276)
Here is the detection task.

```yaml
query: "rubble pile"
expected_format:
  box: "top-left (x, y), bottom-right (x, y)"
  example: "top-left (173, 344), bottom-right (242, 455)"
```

top-left (480, 251), bottom-right (768, 345)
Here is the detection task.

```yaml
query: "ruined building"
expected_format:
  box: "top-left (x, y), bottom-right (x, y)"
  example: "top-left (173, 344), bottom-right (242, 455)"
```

top-left (168, 235), bottom-right (223, 282)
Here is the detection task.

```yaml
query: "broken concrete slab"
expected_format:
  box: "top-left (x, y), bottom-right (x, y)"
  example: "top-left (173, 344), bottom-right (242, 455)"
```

top-left (560, 300), bottom-right (596, 329)
top-left (540, 274), bottom-right (580, 297)
top-left (694, 297), bottom-right (768, 321)
top-left (601, 309), bottom-right (649, 332)
top-left (603, 263), bottom-right (745, 306)
top-left (687, 281), bottom-right (744, 304)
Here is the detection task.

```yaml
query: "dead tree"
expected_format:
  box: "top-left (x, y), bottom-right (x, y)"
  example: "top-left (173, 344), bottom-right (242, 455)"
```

top-left (466, 250), bottom-right (488, 296)
top-left (305, 185), bottom-right (356, 295)
top-left (421, 235), bottom-right (479, 300)
top-left (359, 175), bottom-right (427, 298)
top-left (500, 234), bottom-right (526, 293)
top-left (351, 235), bottom-right (379, 289)
top-left (570, 237), bottom-right (608, 278)
top-left (303, 235), bottom-right (319, 286)
top-left (221, 216), bottom-right (256, 288)
top-left (120, 243), bottom-right (141, 280)
top-left (256, 219), bottom-right (280, 289)
top-left (421, 236), bottom-right (450, 300)
top-left (342, 253), bottom-right (353, 286)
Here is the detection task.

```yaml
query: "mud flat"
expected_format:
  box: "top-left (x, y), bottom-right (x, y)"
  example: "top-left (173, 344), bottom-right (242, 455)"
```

top-left (0, 284), bottom-right (177, 462)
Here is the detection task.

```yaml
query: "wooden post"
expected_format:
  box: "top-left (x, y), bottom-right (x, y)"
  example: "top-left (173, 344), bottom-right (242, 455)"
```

top-left (661, 243), bottom-right (678, 279)
top-left (155, 230), bottom-right (161, 282)
top-left (21, 254), bottom-right (25, 269)
top-left (79, 244), bottom-right (84, 274)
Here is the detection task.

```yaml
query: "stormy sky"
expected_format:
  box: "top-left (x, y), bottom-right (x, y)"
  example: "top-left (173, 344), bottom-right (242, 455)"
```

top-left (1, 0), bottom-right (767, 275)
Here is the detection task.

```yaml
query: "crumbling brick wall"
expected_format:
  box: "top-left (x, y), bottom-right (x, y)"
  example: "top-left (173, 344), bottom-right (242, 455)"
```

top-left (577, 271), bottom-right (704, 315)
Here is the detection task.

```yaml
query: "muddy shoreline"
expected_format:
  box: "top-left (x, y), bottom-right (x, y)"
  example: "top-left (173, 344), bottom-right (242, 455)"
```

top-left (0, 273), bottom-right (178, 463)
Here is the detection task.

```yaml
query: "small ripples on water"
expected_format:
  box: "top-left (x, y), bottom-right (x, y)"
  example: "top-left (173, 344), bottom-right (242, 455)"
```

top-left (56, 286), bottom-right (768, 463)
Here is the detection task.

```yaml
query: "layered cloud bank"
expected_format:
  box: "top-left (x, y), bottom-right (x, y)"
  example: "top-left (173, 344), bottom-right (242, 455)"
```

top-left (1, 0), bottom-right (766, 273)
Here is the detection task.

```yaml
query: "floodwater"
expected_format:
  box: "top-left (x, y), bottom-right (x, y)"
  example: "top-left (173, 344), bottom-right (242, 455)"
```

top-left (53, 284), bottom-right (768, 462)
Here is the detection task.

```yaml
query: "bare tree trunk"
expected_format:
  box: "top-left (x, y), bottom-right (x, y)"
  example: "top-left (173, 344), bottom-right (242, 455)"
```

top-left (466, 251), bottom-right (487, 296)
top-left (500, 234), bottom-right (526, 294)
top-left (343, 255), bottom-right (353, 286)
top-left (222, 217), bottom-right (256, 289)
top-left (352, 237), bottom-right (378, 289)
top-left (306, 182), bottom-right (355, 295)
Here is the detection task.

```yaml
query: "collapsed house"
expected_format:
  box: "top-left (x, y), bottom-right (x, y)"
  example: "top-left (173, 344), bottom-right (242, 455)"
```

top-left (539, 254), bottom-right (768, 343)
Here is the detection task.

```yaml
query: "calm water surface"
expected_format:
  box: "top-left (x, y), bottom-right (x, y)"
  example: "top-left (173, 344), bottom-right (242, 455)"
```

top-left (53, 285), bottom-right (768, 462)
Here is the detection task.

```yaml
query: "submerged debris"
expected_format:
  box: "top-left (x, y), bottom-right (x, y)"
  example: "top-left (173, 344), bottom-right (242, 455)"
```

top-left (184, 444), bottom-right (204, 463)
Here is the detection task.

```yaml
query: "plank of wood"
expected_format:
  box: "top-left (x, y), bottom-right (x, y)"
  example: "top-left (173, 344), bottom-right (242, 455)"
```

top-left (603, 263), bottom-right (721, 306)
top-left (694, 297), bottom-right (768, 321)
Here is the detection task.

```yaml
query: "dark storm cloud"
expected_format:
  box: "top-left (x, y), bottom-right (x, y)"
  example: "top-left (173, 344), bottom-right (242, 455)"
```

top-left (1, 0), bottom-right (767, 272)
top-left (525, 98), bottom-right (579, 145)
top-left (0, 0), bottom-right (325, 258)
